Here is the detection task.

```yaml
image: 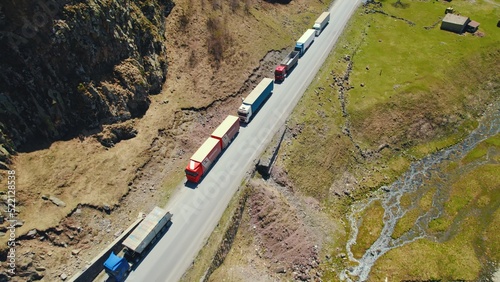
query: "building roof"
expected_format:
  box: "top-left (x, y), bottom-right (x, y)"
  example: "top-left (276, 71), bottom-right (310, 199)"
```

top-left (443, 13), bottom-right (469, 25)
top-left (468, 20), bottom-right (480, 28)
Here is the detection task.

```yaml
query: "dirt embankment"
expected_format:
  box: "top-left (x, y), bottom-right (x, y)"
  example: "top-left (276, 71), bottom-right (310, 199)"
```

top-left (207, 171), bottom-right (338, 282)
top-left (248, 181), bottom-right (321, 281)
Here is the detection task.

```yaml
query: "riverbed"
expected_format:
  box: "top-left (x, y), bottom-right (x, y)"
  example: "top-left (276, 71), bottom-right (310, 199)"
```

top-left (341, 101), bottom-right (500, 281)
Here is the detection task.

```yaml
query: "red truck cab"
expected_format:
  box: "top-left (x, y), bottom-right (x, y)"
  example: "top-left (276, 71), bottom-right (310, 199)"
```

top-left (274, 65), bottom-right (286, 81)
top-left (185, 160), bottom-right (203, 183)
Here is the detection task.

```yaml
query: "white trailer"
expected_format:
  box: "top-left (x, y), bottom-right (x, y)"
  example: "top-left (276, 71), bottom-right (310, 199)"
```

top-left (210, 115), bottom-right (240, 150)
top-left (294, 29), bottom-right (316, 56)
top-left (122, 206), bottom-right (172, 255)
top-left (313, 12), bottom-right (330, 36)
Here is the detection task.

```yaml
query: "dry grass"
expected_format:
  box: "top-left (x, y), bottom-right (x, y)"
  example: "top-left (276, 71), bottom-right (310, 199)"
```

top-left (166, 0), bottom-right (328, 109)
top-left (207, 190), bottom-right (271, 282)
top-left (207, 177), bottom-right (339, 282)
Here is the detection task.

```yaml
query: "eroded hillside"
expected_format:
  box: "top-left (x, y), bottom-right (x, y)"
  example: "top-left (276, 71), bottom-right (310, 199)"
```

top-left (0, 0), bottom-right (330, 280)
top-left (0, 0), bottom-right (173, 158)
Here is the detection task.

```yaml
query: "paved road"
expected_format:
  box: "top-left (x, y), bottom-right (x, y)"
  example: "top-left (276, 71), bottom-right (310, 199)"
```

top-left (127, 0), bottom-right (362, 281)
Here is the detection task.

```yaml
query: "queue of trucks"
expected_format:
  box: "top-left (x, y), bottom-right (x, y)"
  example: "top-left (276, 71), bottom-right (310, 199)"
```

top-left (98, 9), bottom-right (332, 282)
top-left (276, 11), bottom-right (330, 82)
top-left (183, 77), bottom-right (274, 184)
top-left (185, 11), bottom-right (331, 183)
top-left (97, 9), bottom-right (332, 282)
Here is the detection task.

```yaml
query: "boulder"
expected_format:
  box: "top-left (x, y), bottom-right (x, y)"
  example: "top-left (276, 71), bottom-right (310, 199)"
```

top-left (49, 196), bottom-right (66, 207)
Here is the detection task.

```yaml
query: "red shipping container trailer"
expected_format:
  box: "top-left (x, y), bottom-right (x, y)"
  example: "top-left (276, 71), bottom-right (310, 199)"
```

top-left (210, 115), bottom-right (240, 150)
top-left (185, 137), bottom-right (222, 183)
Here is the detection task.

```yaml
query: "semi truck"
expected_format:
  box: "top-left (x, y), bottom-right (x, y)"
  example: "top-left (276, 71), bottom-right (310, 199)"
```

top-left (103, 207), bottom-right (173, 282)
top-left (185, 115), bottom-right (240, 183)
top-left (237, 78), bottom-right (274, 123)
top-left (210, 115), bottom-right (240, 150)
top-left (274, 50), bottom-right (299, 82)
top-left (294, 29), bottom-right (315, 56)
top-left (185, 137), bottom-right (222, 183)
top-left (313, 12), bottom-right (330, 36)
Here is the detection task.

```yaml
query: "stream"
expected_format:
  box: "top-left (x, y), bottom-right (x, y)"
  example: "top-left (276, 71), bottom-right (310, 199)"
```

top-left (340, 102), bottom-right (500, 281)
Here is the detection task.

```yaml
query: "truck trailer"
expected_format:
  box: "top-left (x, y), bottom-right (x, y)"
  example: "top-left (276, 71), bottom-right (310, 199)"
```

top-left (274, 50), bottom-right (299, 82)
top-left (122, 207), bottom-right (172, 254)
top-left (294, 29), bottom-right (315, 56)
top-left (237, 78), bottom-right (274, 123)
top-left (313, 12), bottom-right (330, 36)
top-left (185, 137), bottom-right (223, 183)
top-left (103, 207), bottom-right (173, 282)
top-left (210, 115), bottom-right (240, 150)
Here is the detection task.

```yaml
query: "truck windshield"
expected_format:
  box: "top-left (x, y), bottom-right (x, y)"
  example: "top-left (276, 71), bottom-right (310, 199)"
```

top-left (294, 47), bottom-right (301, 52)
top-left (184, 169), bottom-right (198, 177)
top-left (238, 112), bottom-right (248, 117)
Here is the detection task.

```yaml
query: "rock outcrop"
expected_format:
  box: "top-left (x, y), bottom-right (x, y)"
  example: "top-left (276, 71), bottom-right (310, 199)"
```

top-left (0, 0), bottom-right (174, 157)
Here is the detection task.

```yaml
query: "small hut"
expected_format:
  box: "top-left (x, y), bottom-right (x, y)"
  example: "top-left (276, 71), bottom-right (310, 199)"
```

top-left (467, 20), bottom-right (480, 33)
top-left (441, 14), bottom-right (470, 34)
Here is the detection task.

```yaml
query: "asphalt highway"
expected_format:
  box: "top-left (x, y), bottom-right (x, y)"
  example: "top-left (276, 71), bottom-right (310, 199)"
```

top-left (127, 0), bottom-right (362, 280)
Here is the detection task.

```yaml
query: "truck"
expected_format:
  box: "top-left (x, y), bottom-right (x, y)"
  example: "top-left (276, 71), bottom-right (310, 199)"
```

top-left (294, 29), bottom-right (315, 56)
top-left (313, 12), bottom-right (330, 36)
top-left (185, 137), bottom-right (223, 183)
top-left (210, 115), bottom-right (240, 150)
top-left (103, 207), bottom-right (173, 282)
top-left (274, 50), bottom-right (299, 82)
top-left (237, 78), bottom-right (274, 123)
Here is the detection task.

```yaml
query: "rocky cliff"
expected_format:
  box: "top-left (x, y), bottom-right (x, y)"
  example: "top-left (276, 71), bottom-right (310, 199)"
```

top-left (0, 0), bottom-right (174, 163)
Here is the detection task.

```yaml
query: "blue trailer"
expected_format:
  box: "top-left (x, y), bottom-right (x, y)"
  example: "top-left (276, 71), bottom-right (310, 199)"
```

top-left (294, 29), bottom-right (316, 56)
top-left (237, 78), bottom-right (274, 123)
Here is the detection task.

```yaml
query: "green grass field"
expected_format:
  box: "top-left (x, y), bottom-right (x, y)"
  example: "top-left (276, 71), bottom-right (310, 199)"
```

top-left (283, 0), bottom-right (499, 202)
top-left (371, 135), bottom-right (500, 280)
top-left (351, 200), bottom-right (385, 259)
top-left (279, 0), bottom-right (500, 279)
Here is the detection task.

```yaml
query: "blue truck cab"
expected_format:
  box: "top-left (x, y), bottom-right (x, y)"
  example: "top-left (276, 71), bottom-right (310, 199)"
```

top-left (103, 252), bottom-right (130, 282)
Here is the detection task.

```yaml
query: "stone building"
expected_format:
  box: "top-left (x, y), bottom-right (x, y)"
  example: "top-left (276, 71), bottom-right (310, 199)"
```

top-left (441, 13), bottom-right (470, 34)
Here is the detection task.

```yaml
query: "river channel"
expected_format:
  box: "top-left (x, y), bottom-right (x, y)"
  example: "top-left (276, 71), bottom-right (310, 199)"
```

top-left (340, 101), bottom-right (500, 281)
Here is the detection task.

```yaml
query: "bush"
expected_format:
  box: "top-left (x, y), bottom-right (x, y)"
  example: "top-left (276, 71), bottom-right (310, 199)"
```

top-left (206, 15), bottom-right (231, 66)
